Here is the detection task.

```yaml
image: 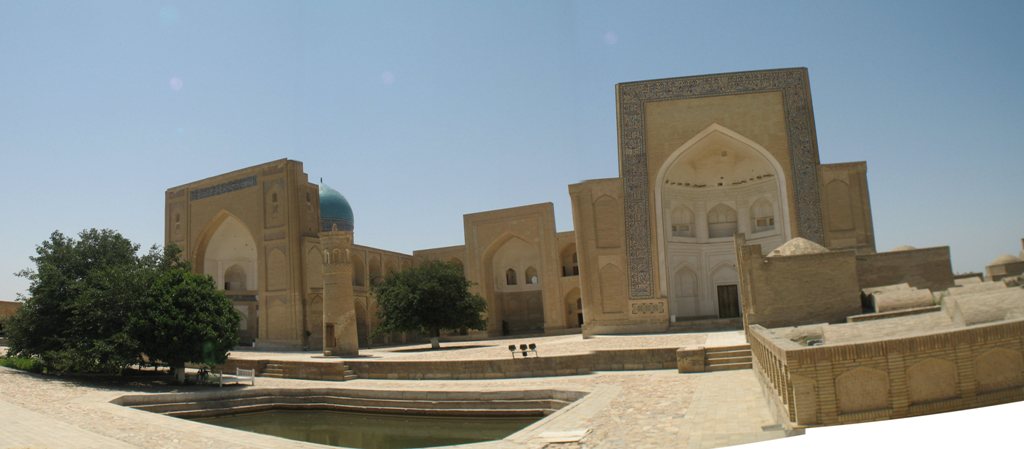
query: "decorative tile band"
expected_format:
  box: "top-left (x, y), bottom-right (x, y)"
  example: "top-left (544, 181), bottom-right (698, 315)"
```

top-left (190, 175), bottom-right (258, 201)
top-left (631, 300), bottom-right (666, 315)
top-left (617, 68), bottom-right (824, 298)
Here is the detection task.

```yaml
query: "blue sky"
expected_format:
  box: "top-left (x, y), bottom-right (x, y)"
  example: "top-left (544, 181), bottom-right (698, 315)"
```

top-left (1, 1), bottom-right (1022, 299)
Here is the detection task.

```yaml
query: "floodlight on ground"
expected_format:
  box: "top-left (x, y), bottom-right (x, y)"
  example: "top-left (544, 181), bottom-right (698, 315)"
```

top-left (508, 345), bottom-right (517, 358)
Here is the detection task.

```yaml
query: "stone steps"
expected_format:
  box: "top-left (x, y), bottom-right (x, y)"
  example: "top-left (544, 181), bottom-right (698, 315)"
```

top-left (131, 395), bottom-right (569, 418)
top-left (704, 344), bottom-right (752, 372)
top-left (251, 362), bottom-right (357, 381)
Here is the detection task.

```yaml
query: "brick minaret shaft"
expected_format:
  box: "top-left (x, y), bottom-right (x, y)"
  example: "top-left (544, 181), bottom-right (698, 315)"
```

top-left (320, 229), bottom-right (359, 356)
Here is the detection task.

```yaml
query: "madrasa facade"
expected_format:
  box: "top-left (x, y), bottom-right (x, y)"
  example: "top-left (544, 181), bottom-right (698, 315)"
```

top-left (165, 68), bottom-right (877, 350)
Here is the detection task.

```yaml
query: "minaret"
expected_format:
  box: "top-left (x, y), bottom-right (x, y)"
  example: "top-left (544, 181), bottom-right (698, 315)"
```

top-left (318, 183), bottom-right (359, 356)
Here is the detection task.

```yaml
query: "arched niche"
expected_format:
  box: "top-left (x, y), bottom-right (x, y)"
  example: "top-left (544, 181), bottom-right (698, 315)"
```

top-left (670, 266), bottom-right (698, 320)
top-left (907, 358), bottom-right (958, 404)
top-left (224, 264), bottom-right (247, 292)
top-left (559, 243), bottom-right (578, 277)
top-left (350, 252), bottom-right (366, 287)
top-left (305, 247), bottom-right (323, 291)
top-left (368, 254), bottom-right (382, 285)
top-left (563, 287), bottom-right (582, 328)
top-left (706, 203), bottom-right (738, 239)
top-left (199, 213), bottom-right (258, 293)
top-left (483, 233), bottom-right (544, 335)
top-left (835, 367), bottom-right (890, 414)
top-left (525, 267), bottom-right (539, 285)
top-left (669, 205), bottom-right (695, 238)
top-left (750, 197), bottom-right (776, 234)
top-left (490, 236), bottom-right (541, 291)
top-left (654, 123), bottom-right (791, 304)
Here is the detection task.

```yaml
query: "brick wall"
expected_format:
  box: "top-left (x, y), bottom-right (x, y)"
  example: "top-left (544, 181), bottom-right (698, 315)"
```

top-left (856, 247), bottom-right (954, 291)
top-left (737, 240), bottom-right (862, 331)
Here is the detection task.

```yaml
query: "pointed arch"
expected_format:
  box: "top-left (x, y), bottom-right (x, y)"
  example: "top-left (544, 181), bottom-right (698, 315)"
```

top-left (654, 123), bottom-right (792, 297)
top-left (524, 266), bottom-right (538, 285)
top-left (669, 204), bottom-right (695, 238)
top-left (706, 203), bottom-right (738, 238)
top-left (350, 252), bottom-right (365, 287)
top-left (193, 210), bottom-right (258, 291)
top-left (750, 197), bottom-right (776, 233)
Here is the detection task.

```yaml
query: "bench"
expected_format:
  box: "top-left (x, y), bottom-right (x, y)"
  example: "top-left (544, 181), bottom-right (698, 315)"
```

top-left (217, 367), bottom-right (255, 387)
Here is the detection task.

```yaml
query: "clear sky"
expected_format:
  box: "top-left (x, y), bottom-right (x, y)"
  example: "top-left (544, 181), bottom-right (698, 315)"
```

top-left (1, 1), bottom-right (1022, 300)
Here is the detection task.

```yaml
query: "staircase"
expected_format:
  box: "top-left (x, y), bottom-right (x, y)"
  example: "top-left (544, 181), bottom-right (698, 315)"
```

top-left (704, 344), bottom-right (752, 371)
top-left (341, 367), bottom-right (358, 381)
top-left (261, 362), bottom-right (286, 378)
top-left (254, 361), bottom-right (358, 381)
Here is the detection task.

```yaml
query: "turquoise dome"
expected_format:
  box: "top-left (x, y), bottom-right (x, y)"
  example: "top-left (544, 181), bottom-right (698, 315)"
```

top-left (319, 183), bottom-right (354, 232)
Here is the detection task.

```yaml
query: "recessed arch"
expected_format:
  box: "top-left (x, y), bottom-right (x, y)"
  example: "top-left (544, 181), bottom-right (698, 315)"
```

top-left (559, 242), bottom-right (578, 277)
top-left (350, 252), bottom-right (365, 287)
top-left (706, 203), bottom-right (738, 239)
top-left (654, 123), bottom-right (792, 299)
top-left (224, 264), bottom-right (247, 291)
top-left (525, 266), bottom-right (539, 285)
top-left (194, 211), bottom-right (258, 292)
top-left (482, 231), bottom-right (544, 335)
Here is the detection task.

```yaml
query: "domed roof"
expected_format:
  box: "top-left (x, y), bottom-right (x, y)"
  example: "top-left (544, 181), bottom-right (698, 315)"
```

top-left (319, 183), bottom-right (354, 232)
top-left (768, 238), bottom-right (829, 257)
top-left (988, 254), bottom-right (1021, 267)
top-left (891, 245), bottom-right (917, 252)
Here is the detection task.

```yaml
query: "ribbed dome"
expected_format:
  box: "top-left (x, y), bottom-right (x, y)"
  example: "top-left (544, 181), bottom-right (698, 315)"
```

top-left (891, 245), bottom-right (917, 252)
top-left (768, 237), bottom-right (829, 257)
top-left (319, 183), bottom-right (354, 232)
top-left (988, 254), bottom-right (1021, 267)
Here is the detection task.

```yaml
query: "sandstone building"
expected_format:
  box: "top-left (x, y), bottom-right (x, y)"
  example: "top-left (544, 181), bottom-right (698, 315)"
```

top-left (167, 68), bottom-right (885, 349)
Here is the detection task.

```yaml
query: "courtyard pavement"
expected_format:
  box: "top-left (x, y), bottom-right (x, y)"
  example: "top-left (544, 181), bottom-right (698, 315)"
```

top-left (228, 330), bottom-right (747, 362)
top-left (0, 331), bottom-right (787, 449)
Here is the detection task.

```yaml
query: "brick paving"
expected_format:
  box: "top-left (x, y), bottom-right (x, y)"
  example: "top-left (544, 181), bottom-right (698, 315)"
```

top-left (0, 332), bottom-right (785, 449)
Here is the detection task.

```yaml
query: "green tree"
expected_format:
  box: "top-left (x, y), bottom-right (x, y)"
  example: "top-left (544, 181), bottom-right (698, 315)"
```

top-left (132, 245), bottom-right (239, 383)
top-left (6, 229), bottom-right (239, 381)
top-left (372, 260), bottom-right (486, 349)
top-left (6, 229), bottom-right (142, 373)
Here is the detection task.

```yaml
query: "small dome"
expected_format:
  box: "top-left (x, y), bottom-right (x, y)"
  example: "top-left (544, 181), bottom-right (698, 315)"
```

top-left (319, 183), bottom-right (354, 232)
top-left (768, 238), bottom-right (829, 257)
top-left (988, 254), bottom-right (1021, 267)
top-left (891, 245), bottom-right (917, 252)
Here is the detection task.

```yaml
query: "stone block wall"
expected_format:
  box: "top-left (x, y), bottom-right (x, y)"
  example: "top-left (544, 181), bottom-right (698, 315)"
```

top-left (856, 247), bottom-right (955, 292)
top-left (749, 320), bottom-right (1024, 428)
top-left (737, 241), bottom-right (862, 331)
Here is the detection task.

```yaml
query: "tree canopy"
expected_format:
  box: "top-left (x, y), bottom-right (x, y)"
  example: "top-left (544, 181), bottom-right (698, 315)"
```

top-left (5, 229), bottom-right (239, 377)
top-left (372, 260), bottom-right (486, 348)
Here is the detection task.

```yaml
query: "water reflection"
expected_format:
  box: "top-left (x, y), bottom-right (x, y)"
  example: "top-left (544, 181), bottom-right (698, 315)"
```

top-left (194, 409), bottom-right (537, 449)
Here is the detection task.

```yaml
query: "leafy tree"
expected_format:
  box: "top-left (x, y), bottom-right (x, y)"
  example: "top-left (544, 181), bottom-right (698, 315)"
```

top-left (6, 229), bottom-right (238, 381)
top-left (7, 229), bottom-right (142, 373)
top-left (372, 260), bottom-right (486, 349)
top-left (132, 245), bottom-right (239, 383)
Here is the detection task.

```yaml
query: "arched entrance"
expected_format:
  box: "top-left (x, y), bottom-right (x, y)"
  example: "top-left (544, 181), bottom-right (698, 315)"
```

top-left (655, 124), bottom-right (790, 321)
top-left (196, 212), bottom-right (259, 344)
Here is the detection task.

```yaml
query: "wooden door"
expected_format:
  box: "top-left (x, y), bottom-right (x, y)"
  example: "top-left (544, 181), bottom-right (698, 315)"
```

top-left (717, 285), bottom-right (740, 318)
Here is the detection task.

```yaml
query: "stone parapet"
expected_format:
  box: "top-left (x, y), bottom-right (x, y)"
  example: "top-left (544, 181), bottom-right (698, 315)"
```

top-left (749, 319), bottom-right (1024, 429)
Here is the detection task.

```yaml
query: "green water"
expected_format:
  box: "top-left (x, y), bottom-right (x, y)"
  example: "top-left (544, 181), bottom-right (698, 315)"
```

top-left (193, 409), bottom-right (539, 449)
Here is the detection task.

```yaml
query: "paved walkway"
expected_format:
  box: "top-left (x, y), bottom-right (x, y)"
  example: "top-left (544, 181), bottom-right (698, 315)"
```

top-left (0, 332), bottom-right (783, 449)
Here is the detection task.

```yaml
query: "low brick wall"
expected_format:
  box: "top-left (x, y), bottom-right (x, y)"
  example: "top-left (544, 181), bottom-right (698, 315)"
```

top-left (749, 319), bottom-right (1024, 428)
top-left (219, 346), bottom-right (682, 381)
